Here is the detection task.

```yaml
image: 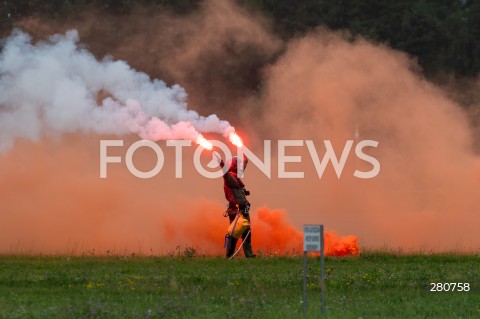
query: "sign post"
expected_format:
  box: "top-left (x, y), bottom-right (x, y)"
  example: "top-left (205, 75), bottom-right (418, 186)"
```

top-left (303, 224), bottom-right (325, 316)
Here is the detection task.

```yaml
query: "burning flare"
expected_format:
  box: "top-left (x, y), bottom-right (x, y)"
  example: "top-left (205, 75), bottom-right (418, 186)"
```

top-left (229, 132), bottom-right (243, 147)
top-left (196, 134), bottom-right (213, 150)
top-left (196, 132), bottom-right (243, 152)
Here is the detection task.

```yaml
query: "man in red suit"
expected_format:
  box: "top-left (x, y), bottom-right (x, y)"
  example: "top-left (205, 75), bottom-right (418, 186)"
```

top-left (219, 154), bottom-right (255, 258)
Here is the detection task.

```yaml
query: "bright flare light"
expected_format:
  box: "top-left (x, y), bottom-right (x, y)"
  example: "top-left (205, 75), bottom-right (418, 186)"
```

top-left (229, 132), bottom-right (243, 147)
top-left (196, 134), bottom-right (213, 150)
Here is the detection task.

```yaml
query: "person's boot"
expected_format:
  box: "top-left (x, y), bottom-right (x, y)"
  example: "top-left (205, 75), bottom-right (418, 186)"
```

top-left (242, 229), bottom-right (256, 258)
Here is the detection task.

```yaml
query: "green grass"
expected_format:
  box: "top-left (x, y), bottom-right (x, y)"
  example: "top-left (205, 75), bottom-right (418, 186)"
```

top-left (0, 253), bottom-right (479, 318)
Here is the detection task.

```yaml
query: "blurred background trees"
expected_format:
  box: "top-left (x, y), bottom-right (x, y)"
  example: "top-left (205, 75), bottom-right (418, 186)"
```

top-left (253, 0), bottom-right (479, 77)
top-left (1, 0), bottom-right (479, 78)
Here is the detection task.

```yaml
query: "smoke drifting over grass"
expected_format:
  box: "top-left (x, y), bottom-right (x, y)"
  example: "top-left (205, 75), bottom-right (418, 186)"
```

top-left (163, 205), bottom-right (358, 256)
top-left (0, 0), bottom-right (479, 255)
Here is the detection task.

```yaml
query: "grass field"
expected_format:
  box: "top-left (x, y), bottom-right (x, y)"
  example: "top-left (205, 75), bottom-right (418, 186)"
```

top-left (0, 253), bottom-right (479, 318)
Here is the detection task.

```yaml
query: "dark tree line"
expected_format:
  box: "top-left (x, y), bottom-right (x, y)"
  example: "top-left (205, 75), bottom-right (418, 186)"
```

top-left (0, 0), bottom-right (200, 16)
top-left (1, 0), bottom-right (479, 77)
top-left (250, 0), bottom-right (480, 77)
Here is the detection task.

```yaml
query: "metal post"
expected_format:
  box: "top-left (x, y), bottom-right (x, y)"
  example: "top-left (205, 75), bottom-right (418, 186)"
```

top-left (320, 224), bottom-right (325, 315)
top-left (303, 224), bottom-right (325, 316)
top-left (303, 251), bottom-right (307, 316)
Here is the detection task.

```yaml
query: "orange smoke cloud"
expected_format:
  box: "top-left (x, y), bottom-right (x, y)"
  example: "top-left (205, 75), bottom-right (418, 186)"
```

top-left (255, 31), bottom-right (480, 252)
top-left (253, 207), bottom-right (359, 256)
top-left (161, 203), bottom-right (359, 257)
top-left (324, 231), bottom-right (359, 256)
top-left (2, 0), bottom-right (480, 255)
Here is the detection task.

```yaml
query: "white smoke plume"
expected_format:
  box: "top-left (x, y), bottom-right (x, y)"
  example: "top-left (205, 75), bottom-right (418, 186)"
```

top-left (0, 29), bottom-right (235, 151)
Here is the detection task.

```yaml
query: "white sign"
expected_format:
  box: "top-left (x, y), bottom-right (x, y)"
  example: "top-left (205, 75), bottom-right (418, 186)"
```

top-left (303, 225), bottom-right (323, 252)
